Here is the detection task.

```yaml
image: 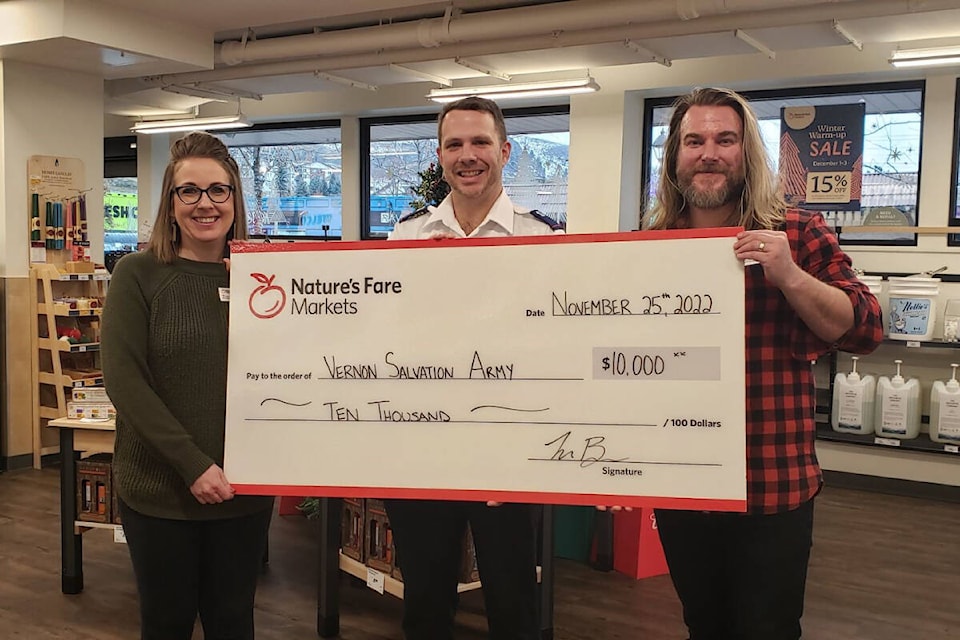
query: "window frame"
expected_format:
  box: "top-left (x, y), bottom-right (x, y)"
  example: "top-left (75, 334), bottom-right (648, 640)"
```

top-left (948, 78), bottom-right (960, 246)
top-left (360, 104), bottom-right (570, 240)
top-left (641, 80), bottom-right (926, 247)
top-left (223, 118), bottom-right (343, 241)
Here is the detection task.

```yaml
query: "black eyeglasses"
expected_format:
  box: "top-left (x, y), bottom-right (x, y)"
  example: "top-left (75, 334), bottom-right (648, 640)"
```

top-left (173, 184), bottom-right (235, 205)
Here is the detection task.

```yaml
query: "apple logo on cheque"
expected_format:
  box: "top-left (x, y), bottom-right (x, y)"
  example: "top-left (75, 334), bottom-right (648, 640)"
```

top-left (249, 273), bottom-right (286, 319)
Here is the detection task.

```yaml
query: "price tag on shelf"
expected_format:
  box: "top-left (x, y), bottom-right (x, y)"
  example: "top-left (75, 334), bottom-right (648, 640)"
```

top-left (905, 341), bottom-right (921, 348)
top-left (113, 526), bottom-right (127, 544)
top-left (945, 444), bottom-right (959, 454)
top-left (366, 567), bottom-right (385, 594)
top-left (805, 171), bottom-right (852, 204)
top-left (874, 437), bottom-right (901, 447)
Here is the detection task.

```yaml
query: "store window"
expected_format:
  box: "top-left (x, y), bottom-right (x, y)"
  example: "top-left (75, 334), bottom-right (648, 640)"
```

top-left (104, 136), bottom-right (139, 271)
top-left (948, 79), bottom-right (960, 247)
top-left (642, 81), bottom-right (924, 246)
top-left (361, 106), bottom-right (570, 239)
top-left (222, 122), bottom-right (342, 239)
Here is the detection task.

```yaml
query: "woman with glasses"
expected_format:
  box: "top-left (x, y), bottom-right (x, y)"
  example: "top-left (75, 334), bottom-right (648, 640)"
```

top-left (102, 131), bottom-right (274, 640)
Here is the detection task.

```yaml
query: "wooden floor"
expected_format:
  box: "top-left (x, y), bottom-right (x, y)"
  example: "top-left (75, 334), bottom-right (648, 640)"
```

top-left (1, 468), bottom-right (958, 639)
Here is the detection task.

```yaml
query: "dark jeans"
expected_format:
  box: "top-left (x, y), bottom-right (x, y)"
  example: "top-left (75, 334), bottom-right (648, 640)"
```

top-left (385, 499), bottom-right (540, 640)
top-left (655, 500), bottom-right (815, 640)
top-left (119, 500), bottom-right (272, 640)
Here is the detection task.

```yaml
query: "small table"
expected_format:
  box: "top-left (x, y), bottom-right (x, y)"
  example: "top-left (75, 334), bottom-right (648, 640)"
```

top-left (48, 421), bottom-right (556, 638)
top-left (48, 417), bottom-right (116, 594)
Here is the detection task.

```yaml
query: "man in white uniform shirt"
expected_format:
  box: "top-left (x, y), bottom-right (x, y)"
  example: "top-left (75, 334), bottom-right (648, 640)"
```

top-left (389, 97), bottom-right (563, 241)
top-left (386, 96), bottom-right (562, 640)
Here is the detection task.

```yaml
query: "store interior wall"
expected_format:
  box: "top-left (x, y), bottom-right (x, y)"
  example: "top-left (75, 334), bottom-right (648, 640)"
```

top-left (1, 60), bottom-right (104, 467)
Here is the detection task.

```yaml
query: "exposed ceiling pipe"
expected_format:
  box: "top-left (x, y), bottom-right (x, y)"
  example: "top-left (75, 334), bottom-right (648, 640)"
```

top-left (217, 0), bottom-right (859, 66)
top-left (108, 0), bottom-right (957, 95)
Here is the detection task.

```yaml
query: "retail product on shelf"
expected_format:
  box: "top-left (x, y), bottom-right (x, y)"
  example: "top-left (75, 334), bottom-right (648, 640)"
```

top-left (859, 275), bottom-right (883, 298)
top-left (341, 498), bottom-right (364, 562)
top-left (831, 356), bottom-right (876, 435)
top-left (943, 300), bottom-right (960, 343)
top-left (364, 498), bottom-right (394, 574)
top-left (887, 277), bottom-right (939, 341)
top-left (875, 359), bottom-right (922, 439)
top-left (930, 363), bottom-right (960, 445)
top-left (76, 453), bottom-right (113, 524)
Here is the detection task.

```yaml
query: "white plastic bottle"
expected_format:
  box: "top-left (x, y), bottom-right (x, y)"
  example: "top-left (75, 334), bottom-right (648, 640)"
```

top-left (874, 359), bottom-right (922, 439)
top-left (831, 356), bottom-right (876, 434)
top-left (929, 363), bottom-right (960, 445)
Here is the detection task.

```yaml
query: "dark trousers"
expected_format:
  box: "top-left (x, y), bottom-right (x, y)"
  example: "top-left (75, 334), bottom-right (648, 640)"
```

top-left (655, 500), bottom-right (815, 640)
top-left (119, 500), bottom-right (272, 640)
top-left (385, 499), bottom-right (540, 640)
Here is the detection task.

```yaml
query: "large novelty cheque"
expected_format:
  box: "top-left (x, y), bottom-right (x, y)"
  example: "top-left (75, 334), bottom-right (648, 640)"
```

top-left (224, 229), bottom-right (746, 510)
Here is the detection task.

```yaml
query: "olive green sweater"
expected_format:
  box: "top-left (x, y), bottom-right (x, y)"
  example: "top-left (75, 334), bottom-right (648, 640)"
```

top-left (102, 251), bottom-right (273, 520)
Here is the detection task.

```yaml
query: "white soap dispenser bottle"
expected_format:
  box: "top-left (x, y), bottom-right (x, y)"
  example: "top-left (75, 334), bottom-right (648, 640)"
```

top-left (930, 363), bottom-right (960, 444)
top-left (875, 359), bottom-right (922, 439)
top-left (831, 356), bottom-right (876, 434)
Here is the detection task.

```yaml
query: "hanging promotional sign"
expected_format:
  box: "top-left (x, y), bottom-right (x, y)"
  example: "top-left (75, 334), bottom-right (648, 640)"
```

top-left (779, 103), bottom-right (865, 222)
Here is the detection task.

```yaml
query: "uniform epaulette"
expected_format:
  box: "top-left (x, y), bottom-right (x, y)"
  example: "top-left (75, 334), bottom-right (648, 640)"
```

top-left (522, 209), bottom-right (565, 231)
top-left (396, 207), bottom-right (431, 224)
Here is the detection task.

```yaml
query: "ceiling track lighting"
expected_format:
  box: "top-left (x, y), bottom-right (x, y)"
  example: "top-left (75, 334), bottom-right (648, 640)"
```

top-left (889, 46), bottom-right (960, 68)
top-left (130, 113), bottom-right (253, 135)
top-left (426, 76), bottom-right (600, 103)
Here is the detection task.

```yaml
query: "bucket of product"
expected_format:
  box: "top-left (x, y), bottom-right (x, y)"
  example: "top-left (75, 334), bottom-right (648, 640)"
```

top-left (887, 276), bottom-right (939, 341)
top-left (859, 275), bottom-right (883, 298)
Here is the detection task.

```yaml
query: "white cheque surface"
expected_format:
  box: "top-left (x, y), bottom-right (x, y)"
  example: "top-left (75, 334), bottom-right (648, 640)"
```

top-left (224, 230), bottom-right (746, 510)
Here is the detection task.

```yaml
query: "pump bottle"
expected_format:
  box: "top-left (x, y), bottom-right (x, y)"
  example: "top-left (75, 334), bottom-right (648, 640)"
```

top-left (930, 363), bottom-right (960, 444)
top-left (831, 356), bottom-right (876, 434)
top-left (874, 359), bottom-right (921, 439)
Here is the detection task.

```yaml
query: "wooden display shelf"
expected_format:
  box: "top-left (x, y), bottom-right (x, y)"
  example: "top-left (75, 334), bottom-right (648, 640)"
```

top-left (38, 302), bottom-right (102, 317)
top-left (73, 520), bottom-right (122, 535)
top-left (38, 338), bottom-right (100, 353)
top-left (53, 273), bottom-right (110, 282)
top-left (31, 263), bottom-right (109, 468)
top-left (337, 552), bottom-right (481, 599)
top-left (38, 371), bottom-right (103, 388)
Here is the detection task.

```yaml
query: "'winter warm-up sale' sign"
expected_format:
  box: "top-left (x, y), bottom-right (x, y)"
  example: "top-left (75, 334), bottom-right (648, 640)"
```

top-left (779, 102), bottom-right (865, 218)
top-left (224, 230), bottom-right (746, 510)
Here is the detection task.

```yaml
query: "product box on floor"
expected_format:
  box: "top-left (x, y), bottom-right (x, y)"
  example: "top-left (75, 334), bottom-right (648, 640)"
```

top-left (341, 497), bottom-right (364, 562)
top-left (364, 498), bottom-right (394, 574)
top-left (76, 453), bottom-right (113, 524)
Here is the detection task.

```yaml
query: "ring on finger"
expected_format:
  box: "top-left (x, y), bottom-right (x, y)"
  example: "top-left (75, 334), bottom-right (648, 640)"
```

top-left (758, 241), bottom-right (765, 251)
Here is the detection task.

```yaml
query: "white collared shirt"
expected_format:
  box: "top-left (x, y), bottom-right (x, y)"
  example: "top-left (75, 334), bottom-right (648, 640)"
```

top-left (388, 191), bottom-right (563, 240)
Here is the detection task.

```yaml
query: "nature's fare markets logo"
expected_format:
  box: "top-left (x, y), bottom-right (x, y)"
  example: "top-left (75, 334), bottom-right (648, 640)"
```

top-left (248, 272), bottom-right (405, 319)
top-left (248, 273), bottom-right (287, 319)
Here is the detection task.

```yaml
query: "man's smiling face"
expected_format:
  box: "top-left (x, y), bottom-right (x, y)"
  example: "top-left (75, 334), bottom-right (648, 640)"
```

top-left (437, 109), bottom-right (511, 203)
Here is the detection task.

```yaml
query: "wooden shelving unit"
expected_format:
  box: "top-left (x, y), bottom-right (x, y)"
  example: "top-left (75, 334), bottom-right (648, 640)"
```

top-left (337, 552), bottom-right (482, 599)
top-left (30, 264), bottom-right (109, 468)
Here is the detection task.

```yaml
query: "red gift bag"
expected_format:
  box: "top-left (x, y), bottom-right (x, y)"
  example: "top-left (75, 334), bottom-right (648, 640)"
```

top-left (612, 508), bottom-right (669, 579)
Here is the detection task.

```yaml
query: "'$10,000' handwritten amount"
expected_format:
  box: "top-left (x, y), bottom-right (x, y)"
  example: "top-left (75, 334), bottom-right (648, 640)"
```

top-left (593, 347), bottom-right (721, 381)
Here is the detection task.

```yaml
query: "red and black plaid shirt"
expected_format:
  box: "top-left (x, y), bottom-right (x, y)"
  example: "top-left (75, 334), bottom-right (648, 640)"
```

top-left (743, 210), bottom-right (882, 513)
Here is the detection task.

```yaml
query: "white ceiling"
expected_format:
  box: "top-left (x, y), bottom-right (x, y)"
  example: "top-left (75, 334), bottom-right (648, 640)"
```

top-left (3, 0), bottom-right (960, 117)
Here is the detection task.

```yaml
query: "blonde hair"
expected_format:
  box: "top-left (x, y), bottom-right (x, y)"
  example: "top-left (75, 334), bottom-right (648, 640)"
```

top-left (147, 131), bottom-right (249, 263)
top-left (644, 87), bottom-right (786, 231)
